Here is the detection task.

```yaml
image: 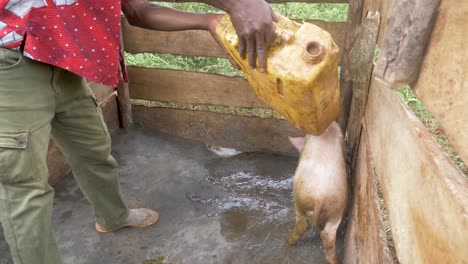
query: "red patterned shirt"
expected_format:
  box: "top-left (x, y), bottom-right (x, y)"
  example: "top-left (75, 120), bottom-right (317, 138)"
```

top-left (0, 0), bottom-right (133, 86)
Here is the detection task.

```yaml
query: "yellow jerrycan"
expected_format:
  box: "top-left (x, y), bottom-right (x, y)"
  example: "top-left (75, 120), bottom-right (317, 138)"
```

top-left (215, 14), bottom-right (341, 135)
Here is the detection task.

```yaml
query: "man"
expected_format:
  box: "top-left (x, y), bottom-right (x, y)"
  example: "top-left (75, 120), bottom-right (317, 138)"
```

top-left (0, 0), bottom-right (277, 263)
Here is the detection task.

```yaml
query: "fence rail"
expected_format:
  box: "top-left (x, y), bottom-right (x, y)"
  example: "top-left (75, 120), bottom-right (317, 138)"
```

top-left (122, 18), bottom-right (346, 60)
top-left (128, 67), bottom-right (267, 108)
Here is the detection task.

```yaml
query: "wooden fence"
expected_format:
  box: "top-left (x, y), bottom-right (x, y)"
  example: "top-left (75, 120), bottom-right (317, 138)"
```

top-left (342, 0), bottom-right (468, 263)
top-left (122, 0), bottom-right (352, 153)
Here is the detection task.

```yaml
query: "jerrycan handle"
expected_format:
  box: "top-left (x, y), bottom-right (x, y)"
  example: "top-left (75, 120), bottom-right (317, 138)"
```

top-left (271, 15), bottom-right (301, 44)
top-left (272, 16), bottom-right (325, 64)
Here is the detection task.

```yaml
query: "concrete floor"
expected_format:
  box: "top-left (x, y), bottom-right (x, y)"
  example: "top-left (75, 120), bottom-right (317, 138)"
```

top-left (0, 126), bottom-right (345, 264)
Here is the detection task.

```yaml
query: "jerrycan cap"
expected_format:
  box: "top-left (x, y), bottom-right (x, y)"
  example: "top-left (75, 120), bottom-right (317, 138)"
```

top-left (302, 41), bottom-right (326, 64)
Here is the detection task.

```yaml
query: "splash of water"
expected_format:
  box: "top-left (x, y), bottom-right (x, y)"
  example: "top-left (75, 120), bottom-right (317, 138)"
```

top-left (187, 171), bottom-right (294, 223)
top-left (207, 171), bottom-right (293, 194)
top-left (206, 145), bottom-right (242, 157)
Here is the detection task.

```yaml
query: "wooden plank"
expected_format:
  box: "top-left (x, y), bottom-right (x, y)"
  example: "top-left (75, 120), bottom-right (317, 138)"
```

top-left (377, 0), bottom-right (392, 47)
top-left (122, 18), bottom-right (346, 59)
top-left (101, 93), bottom-right (120, 133)
top-left (413, 0), bottom-right (468, 163)
top-left (132, 106), bottom-right (304, 153)
top-left (343, 123), bottom-right (394, 264)
top-left (373, 0), bottom-right (441, 87)
top-left (47, 140), bottom-right (70, 186)
top-left (88, 82), bottom-right (115, 103)
top-left (128, 66), bottom-right (268, 108)
top-left (365, 77), bottom-right (468, 263)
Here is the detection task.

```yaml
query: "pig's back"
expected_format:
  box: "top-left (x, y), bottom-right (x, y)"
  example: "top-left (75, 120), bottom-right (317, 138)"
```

top-left (294, 123), bottom-right (347, 211)
top-left (294, 155), bottom-right (347, 200)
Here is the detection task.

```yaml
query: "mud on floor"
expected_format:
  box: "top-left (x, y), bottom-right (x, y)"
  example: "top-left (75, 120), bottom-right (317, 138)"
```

top-left (0, 126), bottom-right (345, 264)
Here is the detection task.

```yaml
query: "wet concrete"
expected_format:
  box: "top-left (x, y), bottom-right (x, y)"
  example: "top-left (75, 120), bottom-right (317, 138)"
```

top-left (0, 126), bottom-right (345, 264)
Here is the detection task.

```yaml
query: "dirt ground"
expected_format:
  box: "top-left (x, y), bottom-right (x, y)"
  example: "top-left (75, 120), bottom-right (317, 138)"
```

top-left (0, 126), bottom-right (345, 264)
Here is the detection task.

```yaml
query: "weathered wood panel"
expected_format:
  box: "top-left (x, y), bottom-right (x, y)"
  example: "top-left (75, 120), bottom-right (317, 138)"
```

top-left (132, 106), bottom-right (303, 153)
top-left (46, 94), bottom-right (120, 185)
top-left (128, 66), bottom-right (268, 108)
top-left (122, 18), bottom-right (346, 59)
top-left (365, 77), bottom-right (468, 263)
top-left (88, 82), bottom-right (115, 103)
top-left (101, 93), bottom-right (120, 133)
top-left (377, 0), bottom-right (392, 47)
top-left (47, 140), bottom-right (70, 186)
top-left (413, 0), bottom-right (468, 163)
top-left (373, 0), bottom-right (441, 87)
top-left (344, 123), bottom-right (394, 264)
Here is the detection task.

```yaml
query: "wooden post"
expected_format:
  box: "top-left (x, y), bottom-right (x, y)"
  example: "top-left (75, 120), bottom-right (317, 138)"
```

top-left (337, 0), bottom-right (365, 133)
top-left (119, 19), bottom-right (133, 128)
top-left (117, 81), bottom-right (133, 128)
top-left (344, 10), bottom-right (381, 169)
top-left (338, 0), bottom-right (381, 169)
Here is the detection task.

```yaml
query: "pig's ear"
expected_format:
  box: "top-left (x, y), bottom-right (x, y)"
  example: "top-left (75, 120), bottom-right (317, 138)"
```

top-left (288, 137), bottom-right (306, 152)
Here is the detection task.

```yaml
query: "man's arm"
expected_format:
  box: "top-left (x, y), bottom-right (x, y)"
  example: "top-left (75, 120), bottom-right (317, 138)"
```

top-left (122, 0), bottom-right (278, 72)
top-left (122, 0), bottom-right (221, 32)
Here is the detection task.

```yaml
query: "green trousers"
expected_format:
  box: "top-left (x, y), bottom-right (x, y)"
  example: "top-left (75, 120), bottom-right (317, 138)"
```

top-left (0, 48), bottom-right (129, 264)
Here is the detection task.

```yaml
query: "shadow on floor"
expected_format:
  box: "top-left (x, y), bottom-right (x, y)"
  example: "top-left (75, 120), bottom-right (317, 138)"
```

top-left (0, 126), bottom-right (345, 264)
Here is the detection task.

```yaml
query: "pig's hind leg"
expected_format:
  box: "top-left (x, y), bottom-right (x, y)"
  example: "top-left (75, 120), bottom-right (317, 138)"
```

top-left (287, 206), bottom-right (310, 245)
top-left (319, 219), bottom-right (341, 264)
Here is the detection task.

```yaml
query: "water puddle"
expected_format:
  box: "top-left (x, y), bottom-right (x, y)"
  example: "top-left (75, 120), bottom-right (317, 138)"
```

top-left (182, 152), bottom-right (336, 263)
top-left (186, 153), bottom-right (295, 223)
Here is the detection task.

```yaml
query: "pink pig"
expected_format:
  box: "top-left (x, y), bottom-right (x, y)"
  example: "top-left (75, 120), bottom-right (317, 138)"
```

top-left (288, 121), bottom-right (348, 264)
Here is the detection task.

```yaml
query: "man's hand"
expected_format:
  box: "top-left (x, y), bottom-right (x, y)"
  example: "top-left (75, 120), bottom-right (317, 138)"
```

top-left (226, 0), bottom-right (278, 72)
top-left (193, 0), bottom-right (279, 72)
top-left (123, 0), bottom-right (278, 72)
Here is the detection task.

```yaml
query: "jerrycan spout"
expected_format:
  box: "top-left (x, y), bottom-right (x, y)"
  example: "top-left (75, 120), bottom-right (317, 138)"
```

top-left (303, 41), bottom-right (325, 64)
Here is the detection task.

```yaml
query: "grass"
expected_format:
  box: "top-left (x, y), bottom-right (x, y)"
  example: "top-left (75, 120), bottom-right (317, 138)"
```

top-left (271, 3), bottom-right (348, 21)
top-left (155, 2), bottom-right (348, 21)
top-left (131, 99), bottom-right (283, 119)
top-left (371, 159), bottom-right (400, 264)
top-left (397, 86), bottom-right (467, 175)
top-left (125, 52), bottom-right (242, 76)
